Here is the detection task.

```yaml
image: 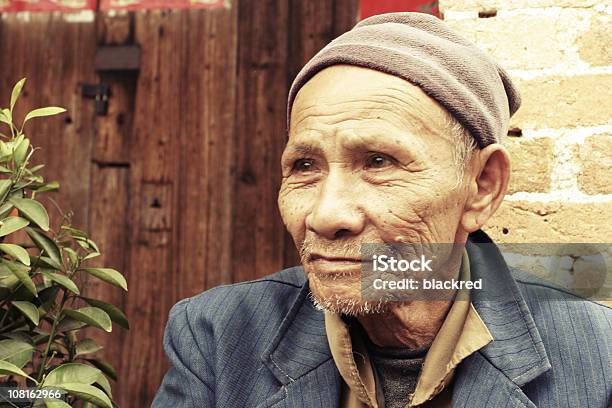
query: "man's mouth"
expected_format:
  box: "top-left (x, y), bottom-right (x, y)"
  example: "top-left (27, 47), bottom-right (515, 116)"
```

top-left (308, 254), bottom-right (365, 276)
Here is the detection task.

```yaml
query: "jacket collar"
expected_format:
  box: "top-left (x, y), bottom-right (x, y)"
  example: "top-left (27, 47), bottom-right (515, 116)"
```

top-left (466, 230), bottom-right (551, 386)
top-left (260, 275), bottom-right (333, 385)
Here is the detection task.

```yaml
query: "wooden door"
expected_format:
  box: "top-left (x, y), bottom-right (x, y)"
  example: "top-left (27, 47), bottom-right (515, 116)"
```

top-left (0, 1), bottom-right (359, 405)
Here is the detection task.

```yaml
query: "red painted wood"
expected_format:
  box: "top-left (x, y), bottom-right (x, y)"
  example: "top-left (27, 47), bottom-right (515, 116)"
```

top-left (360, 0), bottom-right (439, 19)
top-left (99, 0), bottom-right (224, 11)
top-left (0, 0), bottom-right (97, 12)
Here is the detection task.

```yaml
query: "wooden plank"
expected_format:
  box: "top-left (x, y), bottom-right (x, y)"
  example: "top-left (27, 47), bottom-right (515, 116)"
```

top-left (177, 8), bottom-right (237, 292)
top-left (0, 13), bottom-right (96, 230)
top-left (90, 72), bottom-right (136, 164)
top-left (232, 0), bottom-right (290, 283)
top-left (84, 15), bottom-right (137, 407)
top-left (333, 0), bottom-right (360, 37)
top-left (83, 165), bottom-right (130, 397)
top-left (121, 11), bottom-right (172, 406)
top-left (120, 6), bottom-right (238, 406)
top-left (96, 11), bottom-right (133, 45)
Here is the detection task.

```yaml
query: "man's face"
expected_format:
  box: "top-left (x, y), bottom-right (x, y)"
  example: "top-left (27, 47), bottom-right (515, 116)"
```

top-left (278, 65), bottom-right (473, 314)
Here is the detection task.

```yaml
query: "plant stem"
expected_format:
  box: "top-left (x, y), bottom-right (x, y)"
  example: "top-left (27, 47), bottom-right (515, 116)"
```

top-left (36, 289), bottom-right (68, 383)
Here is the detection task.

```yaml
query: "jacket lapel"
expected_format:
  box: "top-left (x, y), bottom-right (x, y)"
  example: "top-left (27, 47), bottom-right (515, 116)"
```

top-left (452, 231), bottom-right (551, 407)
top-left (258, 274), bottom-right (341, 407)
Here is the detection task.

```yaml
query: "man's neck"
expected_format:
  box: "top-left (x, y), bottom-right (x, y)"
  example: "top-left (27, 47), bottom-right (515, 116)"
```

top-left (356, 298), bottom-right (454, 348)
top-left (356, 250), bottom-right (464, 349)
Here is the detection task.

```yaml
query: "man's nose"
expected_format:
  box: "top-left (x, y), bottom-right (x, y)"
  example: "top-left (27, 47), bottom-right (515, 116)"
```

top-left (305, 171), bottom-right (365, 240)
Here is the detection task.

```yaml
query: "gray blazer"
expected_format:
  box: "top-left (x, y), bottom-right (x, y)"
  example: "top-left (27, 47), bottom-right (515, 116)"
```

top-left (152, 231), bottom-right (612, 407)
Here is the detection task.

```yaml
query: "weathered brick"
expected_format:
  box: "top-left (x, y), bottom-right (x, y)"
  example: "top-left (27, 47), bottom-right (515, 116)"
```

top-left (577, 134), bottom-right (612, 194)
top-left (504, 137), bottom-right (554, 193)
top-left (577, 14), bottom-right (612, 66)
top-left (510, 74), bottom-right (612, 130)
top-left (444, 9), bottom-right (591, 70)
top-left (485, 200), bottom-right (612, 242)
top-left (499, 243), bottom-right (611, 303)
top-left (440, 0), bottom-right (599, 12)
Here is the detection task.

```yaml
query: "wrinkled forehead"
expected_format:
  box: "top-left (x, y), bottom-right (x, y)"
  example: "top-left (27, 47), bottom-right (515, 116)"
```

top-left (289, 65), bottom-right (452, 140)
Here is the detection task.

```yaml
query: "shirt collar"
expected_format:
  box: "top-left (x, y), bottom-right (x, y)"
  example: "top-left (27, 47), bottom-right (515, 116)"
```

top-left (324, 249), bottom-right (493, 407)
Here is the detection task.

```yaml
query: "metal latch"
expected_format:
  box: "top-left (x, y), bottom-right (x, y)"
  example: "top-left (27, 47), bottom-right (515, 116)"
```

top-left (81, 83), bottom-right (111, 116)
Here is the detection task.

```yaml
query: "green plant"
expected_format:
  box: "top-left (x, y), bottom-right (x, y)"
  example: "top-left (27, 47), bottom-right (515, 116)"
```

top-left (0, 79), bottom-right (129, 408)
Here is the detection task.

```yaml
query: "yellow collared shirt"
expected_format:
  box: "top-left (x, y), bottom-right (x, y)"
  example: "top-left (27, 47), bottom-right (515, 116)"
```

top-left (324, 250), bottom-right (493, 408)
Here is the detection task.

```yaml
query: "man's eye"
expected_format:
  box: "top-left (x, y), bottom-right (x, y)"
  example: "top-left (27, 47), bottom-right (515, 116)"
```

top-left (365, 153), bottom-right (395, 169)
top-left (292, 158), bottom-right (315, 173)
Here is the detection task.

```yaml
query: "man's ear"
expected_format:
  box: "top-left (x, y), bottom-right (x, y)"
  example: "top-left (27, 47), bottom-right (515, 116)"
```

top-left (461, 143), bottom-right (510, 233)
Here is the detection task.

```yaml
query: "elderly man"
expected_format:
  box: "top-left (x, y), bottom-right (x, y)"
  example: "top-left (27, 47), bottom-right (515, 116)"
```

top-left (153, 13), bottom-right (611, 408)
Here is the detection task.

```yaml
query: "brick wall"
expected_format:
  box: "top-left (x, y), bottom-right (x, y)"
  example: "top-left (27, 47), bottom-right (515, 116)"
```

top-left (438, 0), bottom-right (611, 243)
top-left (439, 1), bottom-right (611, 302)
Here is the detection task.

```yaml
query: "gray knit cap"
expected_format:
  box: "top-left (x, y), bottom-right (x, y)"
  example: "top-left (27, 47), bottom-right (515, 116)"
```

top-left (287, 12), bottom-right (521, 148)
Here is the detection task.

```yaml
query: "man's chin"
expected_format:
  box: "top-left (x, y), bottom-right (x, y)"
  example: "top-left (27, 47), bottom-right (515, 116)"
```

top-left (308, 291), bottom-right (393, 316)
top-left (307, 272), bottom-right (393, 316)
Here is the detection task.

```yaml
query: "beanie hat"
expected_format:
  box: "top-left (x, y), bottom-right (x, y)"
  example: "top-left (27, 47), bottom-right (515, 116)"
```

top-left (287, 12), bottom-right (521, 148)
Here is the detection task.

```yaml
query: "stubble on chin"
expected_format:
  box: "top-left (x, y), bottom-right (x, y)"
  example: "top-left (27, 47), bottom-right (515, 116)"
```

top-left (306, 270), bottom-right (397, 316)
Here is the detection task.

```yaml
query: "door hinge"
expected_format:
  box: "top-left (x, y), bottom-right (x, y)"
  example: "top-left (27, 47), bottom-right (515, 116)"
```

top-left (81, 83), bottom-right (111, 116)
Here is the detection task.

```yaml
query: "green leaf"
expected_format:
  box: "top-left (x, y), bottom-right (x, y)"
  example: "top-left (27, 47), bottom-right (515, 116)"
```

top-left (57, 383), bottom-right (111, 408)
top-left (0, 262), bottom-right (19, 289)
top-left (31, 255), bottom-right (63, 271)
top-left (0, 243), bottom-right (31, 265)
top-left (64, 247), bottom-right (78, 267)
top-left (86, 239), bottom-right (99, 254)
top-left (30, 164), bottom-right (45, 173)
top-left (75, 338), bottom-right (103, 357)
top-left (0, 202), bottom-right (14, 219)
top-left (0, 108), bottom-right (11, 126)
top-left (0, 339), bottom-right (34, 368)
top-left (11, 198), bottom-right (49, 231)
top-left (4, 260), bottom-right (35, 296)
top-left (24, 107), bottom-right (66, 124)
top-left (35, 181), bottom-right (59, 193)
top-left (10, 78), bottom-right (26, 112)
top-left (82, 252), bottom-right (100, 261)
top-left (11, 300), bottom-right (39, 325)
top-left (63, 307), bottom-right (112, 332)
top-left (0, 179), bottom-right (12, 201)
top-left (43, 363), bottom-right (101, 386)
top-left (56, 317), bottom-right (86, 332)
top-left (0, 216), bottom-right (29, 237)
top-left (26, 227), bottom-right (61, 265)
top-left (81, 268), bottom-right (127, 291)
top-left (43, 400), bottom-right (72, 408)
top-left (2, 332), bottom-right (33, 344)
top-left (0, 359), bottom-right (36, 382)
top-left (83, 298), bottom-right (129, 330)
top-left (61, 226), bottom-right (87, 239)
top-left (41, 271), bottom-right (79, 295)
top-left (85, 359), bottom-right (117, 381)
top-left (13, 137), bottom-right (29, 166)
top-left (95, 373), bottom-right (112, 398)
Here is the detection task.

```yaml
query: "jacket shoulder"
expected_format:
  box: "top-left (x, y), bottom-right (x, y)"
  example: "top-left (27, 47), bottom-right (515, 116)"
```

top-left (170, 265), bottom-right (307, 341)
top-left (511, 267), bottom-right (611, 360)
top-left (510, 268), bottom-right (612, 406)
top-left (512, 267), bottom-right (611, 322)
top-left (186, 265), bottom-right (306, 308)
